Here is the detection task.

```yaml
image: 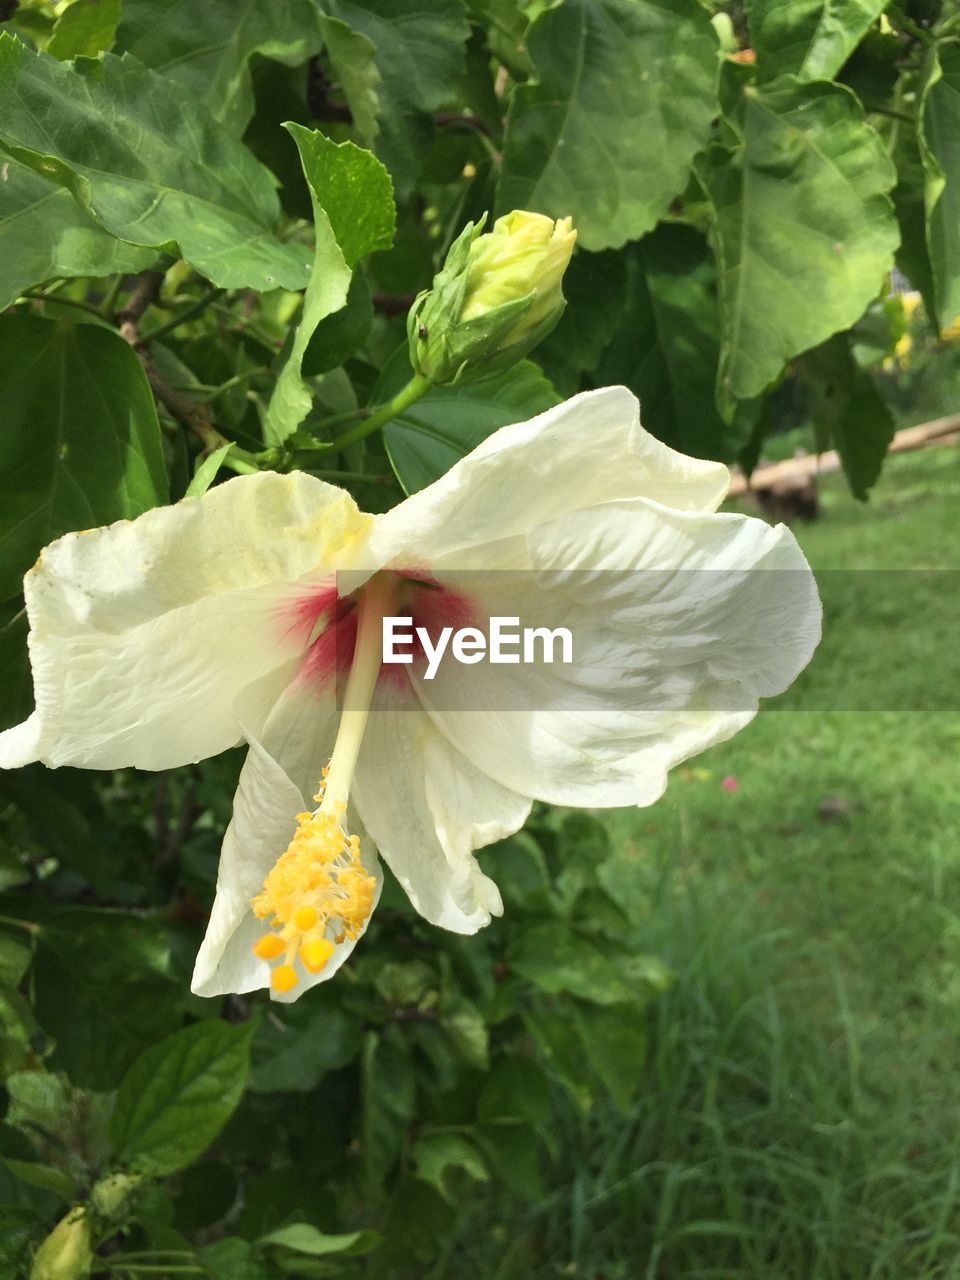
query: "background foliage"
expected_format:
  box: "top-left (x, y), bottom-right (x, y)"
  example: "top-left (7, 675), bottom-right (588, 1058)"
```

top-left (0, 0), bottom-right (958, 1275)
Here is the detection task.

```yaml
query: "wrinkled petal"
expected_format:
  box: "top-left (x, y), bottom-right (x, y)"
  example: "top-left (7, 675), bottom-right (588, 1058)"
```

top-left (0, 471), bottom-right (372, 771)
top-left (412, 500), bottom-right (821, 807)
top-left (352, 679), bottom-right (531, 933)
top-left (369, 386), bottom-right (728, 566)
top-left (191, 677), bottom-right (381, 1000)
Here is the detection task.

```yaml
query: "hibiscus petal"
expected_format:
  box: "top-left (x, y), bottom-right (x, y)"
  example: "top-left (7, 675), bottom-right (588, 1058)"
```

top-left (0, 472), bottom-right (372, 771)
top-left (370, 386), bottom-right (728, 565)
top-left (352, 679), bottom-right (531, 934)
top-left (412, 500), bottom-right (821, 807)
top-left (191, 677), bottom-right (381, 1001)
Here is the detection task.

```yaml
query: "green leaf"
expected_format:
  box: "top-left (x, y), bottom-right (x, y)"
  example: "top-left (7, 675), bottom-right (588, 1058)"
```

top-left (509, 922), bottom-right (633, 1005)
top-left (263, 125), bottom-right (394, 445)
top-left (361, 1028), bottom-right (415, 1193)
top-left (536, 248), bottom-right (627, 394)
top-left (200, 1237), bottom-right (273, 1280)
top-left (111, 1020), bottom-right (255, 1175)
top-left (0, 315), bottom-right (167, 603)
top-left (919, 39), bottom-right (960, 333)
top-left (0, 607), bottom-right (31, 734)
top-left (115, 0), bottom-right (324, 136)
top-left (48, 0), bottom-right (120, 59)
top-left (258, 1224), bottom-right (382, 1257)
top-left (697, 72), bottom-right (898, 405)
top-left (33, 908), bottom-right (181, 1090)
top-left (185, 444), bottom-right (237, 498)
top-left (801, 333), bottom-right (895, 500)
top-left (497, 0), bottom-right (718, 252)
top-left (413, 1132), bottom-right (488, 1202)
top-left (596, 225), bottom-right (753, 462)
top-left (746, 0), bottom-right (885, 81)
top-left (0, 158), bottom-right (157, 312)
top-left (319, 14), bottom-right (382, 144)
top-left (1, 1158), bottom-right (74, 1202)
top-left (324, 0), bottom-right (471, 198)
top-left (0, 35), bottom-right (312, 292)
top-left (301, 269), bottom-right (374, 376)
top-left (250, 1002), bottom-right (362, 1093)
top-left (571, 1002), bottom-right (646, 1111)
top-left (382, 357), bottom-right (560, 494)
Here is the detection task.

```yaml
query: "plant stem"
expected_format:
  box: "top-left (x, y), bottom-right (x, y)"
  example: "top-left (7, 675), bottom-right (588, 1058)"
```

top-left (310, 468), bottom-right (395, 485)
top-left (138, 287), bottom-right (226, 346)
top-left (315, 406), bottom-right (369, 431)
top-left (330, 373), bottom-right (432, 451)
top-left (21, 291), bottom-right (104, 318)
top-left (99, 275), bottom-right (125, 318)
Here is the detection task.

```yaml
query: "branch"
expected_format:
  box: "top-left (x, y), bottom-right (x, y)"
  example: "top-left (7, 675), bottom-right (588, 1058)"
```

top-left (116, 271), bottom-right (164, 342)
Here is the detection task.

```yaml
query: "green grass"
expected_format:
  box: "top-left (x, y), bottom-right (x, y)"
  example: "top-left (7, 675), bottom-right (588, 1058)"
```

top-left (464, 445), bottom-right (960, 1278)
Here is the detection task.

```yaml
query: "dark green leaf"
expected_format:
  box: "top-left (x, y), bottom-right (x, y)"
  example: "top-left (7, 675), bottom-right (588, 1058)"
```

top-left (250, 1003), bottom-right (362, 1093)
top-left (263, 125), bottom-right (394, 444)
top-left (0, 159), bottom-right (157, 312)
top-left (802, 333), bottom-right (895, 500)
top-left (111, 1020), bottom-right (255, 1175)
top-left (596, 225), bottom-right (754, 461)
top-left (919, 39), bottom-right (960, 332)
top-left (382, 357), bottom-right (560, 493)
top-left (115, 0), bottom-right (323, 135)
top-left (497, 0), bottom-right (718, 251)
top-left (361, 1028), bottom-right (415, 1192)
top-left (0, 35), bottom-right (312, 291)
top-left (509, 922), bottom-right (633, 1005)
top-left (0, 315), bottom-right (167, 603)
top-left (33, 909), bottom-right (181, 1090)
top-left (698, 72), bottom-right (898, 405)
top-left (0, 607), bottom-right (31, 734)
top-left (324, 0), bottom-right (471, 198)
top-left (302, 269), bottom-right (374, 376)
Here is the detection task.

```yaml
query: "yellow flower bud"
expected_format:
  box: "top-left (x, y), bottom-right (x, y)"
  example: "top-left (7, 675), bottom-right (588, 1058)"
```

top-left (460, 211), bottom-right (576, 332)
top-left (30, 1208), bottom-right (92, 1280)
top-left (407, 209), bottom-right (576, 385)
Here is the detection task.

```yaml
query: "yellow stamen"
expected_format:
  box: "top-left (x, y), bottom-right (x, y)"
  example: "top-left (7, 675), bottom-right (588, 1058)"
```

top-left (271, 964), bottom-right (298, 995)
top-left (251, 574), bottom-right (398, 996)
top-left (301, 937), bottom-right (336, 973)
top-left (293, 905), bottom-right (318, 931)
top-left (252, 934), bottom-right (286, 961)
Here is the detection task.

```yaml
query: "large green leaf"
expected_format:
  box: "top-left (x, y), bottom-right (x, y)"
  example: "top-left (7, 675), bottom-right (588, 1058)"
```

top-left (0, 35), bottom-right (312, 291)
top-left (115, 0), bottom-right (324, 135)
top-left (381, 356), bottom-right (560, 493)
top-left (0, 158), bottom-right (156, 312)
top-left (596, 225), bottom-right (753, 462)
top-left (263, 126), bottom-right (394, 445)
top-left (323, 0), bottom-right (471, 198)
top-left (0, 315), bottom-right (168, 603)
top-left (111, 1020), bottom-right (255, 1175)
top-left (802, 333), bottom-right (895, 500)
top-left (919, 39), bottom-right (960, 333)
top-left (497, 0), bottom-right (718, 252)
top-left (747, 0), bottom-right (885, 81)
top-left (697, 72), bottom-right (898, 405)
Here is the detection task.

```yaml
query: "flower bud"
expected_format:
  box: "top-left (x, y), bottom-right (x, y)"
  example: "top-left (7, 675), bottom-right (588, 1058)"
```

top-left (30, 1208), bottom-right (92, 1280)
top-left (408, 210), bottom-right (576, 384)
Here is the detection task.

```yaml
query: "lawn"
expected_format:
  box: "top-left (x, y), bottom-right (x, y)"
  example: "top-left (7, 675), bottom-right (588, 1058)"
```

top-left (459, 444), bottom-right (960, 1278)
